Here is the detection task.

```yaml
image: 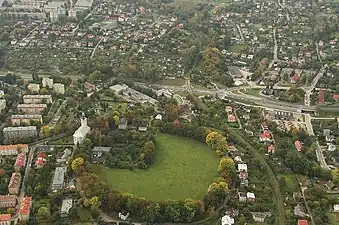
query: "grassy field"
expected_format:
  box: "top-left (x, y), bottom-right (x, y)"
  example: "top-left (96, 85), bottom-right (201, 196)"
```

top-left (48, 135), bottom-right (73, 145)
top-left (241, 88), bottom-right (261, 97)
top-left (278, 173), bottom-right (299, 193)
top-left (93, 134), bottom-right (218, 201)
top-left (228, 44), bottom-right (246, 53)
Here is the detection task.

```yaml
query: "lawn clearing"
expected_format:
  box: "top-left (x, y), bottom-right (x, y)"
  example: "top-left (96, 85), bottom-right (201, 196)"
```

top-left (228, 44), bottom-right (246, 53)
top-left (48, 135), bottom-right (73, 145)
top-left (278, 173), bottom-right (299, 193)
top-left (93, 133), bottom-right (218, 201)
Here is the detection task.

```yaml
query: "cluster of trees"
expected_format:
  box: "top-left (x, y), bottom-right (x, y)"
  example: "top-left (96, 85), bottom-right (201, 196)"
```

top-left (86, 129), bottom-right (157, 169)
top-left (206, 131), bottom-right (228, 156)
top-left (277, 86), bottom-right (305, 103)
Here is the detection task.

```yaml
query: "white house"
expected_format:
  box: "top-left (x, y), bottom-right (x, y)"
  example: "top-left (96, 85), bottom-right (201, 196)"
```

top-left (73, 114), bottom-right (90, 145)
top-left (155, 114), bottom-right (163, 120)
top-left (334, 204), bottom-right (339, 212)
top-left (222, 215), bottom-right (234, 225)
top-left (237, 163), bottom-right (248, 172)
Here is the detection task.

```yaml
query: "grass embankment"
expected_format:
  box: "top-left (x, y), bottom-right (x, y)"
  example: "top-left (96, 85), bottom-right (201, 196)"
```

top-left (228, 129), bottom-right (286, 225)
top-left (93, 133), bottom-right (218, 201)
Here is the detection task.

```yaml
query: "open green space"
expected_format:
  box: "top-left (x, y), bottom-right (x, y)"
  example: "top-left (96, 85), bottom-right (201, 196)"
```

top-left (328, 212), bottom-right (338, 225)
top-left (93, 133), bottom-right (218, 201)
top-left (228, 44), bottom-right (246, 53)
top-left (278, 173), bottom-right (299, 193)
top-left (241, 88), bottom-right (261, 97)
top-left (48, 135), bottom-right (73, 145)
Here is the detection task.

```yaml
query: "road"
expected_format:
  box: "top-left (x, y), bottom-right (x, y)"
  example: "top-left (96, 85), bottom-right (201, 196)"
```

top-left (305, 114), bottom-right (330, 170)
top-left (236, 24), bottom-right (245, 43)
top-left (90, 37), bottom-right (103, 59)
top-left (304, 66), bottom-right (326, 106)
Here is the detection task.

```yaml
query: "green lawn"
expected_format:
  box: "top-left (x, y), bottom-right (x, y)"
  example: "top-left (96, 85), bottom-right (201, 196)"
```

top-left (228, 44), bottom-right (246, 53)
top-left (328, 212), bottom-right (339, 225)
top-left (241, 88), bottom-right (261, 97)
top-left (93, 134), bottom-right (218, 201)
top-left (278, 173), bottom-right (299, 193)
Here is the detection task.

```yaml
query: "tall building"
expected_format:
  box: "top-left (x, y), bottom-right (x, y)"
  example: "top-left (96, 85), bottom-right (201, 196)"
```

top-left (3, 126), bottom-right (37, 142)
top-left (52, 167), bottom-right (67, 190)
top-left (0, 195), bottom-right (16, 208)
top-left (0, 214), bottom-right (11, 225)
top-left (17, 104), bottom-right (47, 114)
top-left (10, 114), bottom-right (42, 125)
top-left (53, 83), bottom-right (65, 94)
top-left (42, 78), bottom-right (53, 88)
top-left (23, 95), bottom-right (52, 104)
top-left (0, 144), bottom-right (28, 156)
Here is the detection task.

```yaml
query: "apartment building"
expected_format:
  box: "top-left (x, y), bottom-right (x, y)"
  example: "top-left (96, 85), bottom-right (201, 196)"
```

top-left (0, 214), bottom-right (11, 225)
top-left (42, 77), bottom-right (53, 88)
top-left (11, 114), bottom-right (42, 125)
top-left (52, 167), bottom-right (67, 190)
top-left (0, 195), bottom-right (16, 208)
top-left (14, 153), bottom-right (26, 171)
top-left (0, 144), bottom-right (28, 156)
top-left (53, 83), bottom-right (65, 94)
top-left (19, 197), bottom-right (32, 221)
top-left (27, 83), bottom-right (40, 92)
top-left (23, 95), bottom-right (52, 104)
top-left (8, 173), bottom-right (21, 195)
top-left (3, 126), bottom-right (37, 142)
top-left (17, 104), bottom-right (47, 114)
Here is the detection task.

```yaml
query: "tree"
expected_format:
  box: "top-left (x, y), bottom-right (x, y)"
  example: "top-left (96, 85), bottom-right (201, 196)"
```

top-left (89, 196), bottom-right (101, 211)
top-left (36, 206), bottom-right (52, 224)
top-left (217, 157), bottom-right (236, 181)
top-left (6, 207), bottom-right (15, 215)
top-left (332, 168), bottom-right (339, 185)
top-left (205, 132), bottom-right (227, 153)
top-left (40, 88), bottom-right (48, 94)
top-left (165, 103), bottom-right (179, 121)
top-left (71, 157), bottom-right (84, 171)
top-left (41, 126), bottom-right (50, 137)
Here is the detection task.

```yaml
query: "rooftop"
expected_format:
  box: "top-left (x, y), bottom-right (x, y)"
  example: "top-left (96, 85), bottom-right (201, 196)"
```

top-left (17, 104), bottom-right (47, 108)
top-left (23, 95), bottom-right (52, 99)
top-left (0, 144), bottom-right (28, 151)
top-left (8, 173), bottom-right (21, 188)
top-left (52, 167), bottom-right (67, 186)
top-left (92, 146), bottom-right (111, 152)
top-left (0, 195), bottom-right (16, 202)
top-left (19, 197), bottom-right (32, 215)
top-left (15, 153), bottom-right (26, 167)
top-left (3, 126), bottom-right (37, 132)
top-left (11, 114), bottom-right (42, 119)
top-left (61, 198), bottom-right (73, 214)
top-left (0, 214), bottom-right (11, 221)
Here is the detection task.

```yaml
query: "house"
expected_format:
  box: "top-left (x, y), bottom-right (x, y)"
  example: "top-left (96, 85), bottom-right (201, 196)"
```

top-left (52, 167), bottom-right (67, 190)
top-left (318, 89), bottom-right (325, 104)
top-left (227, 115), bottom-right (237, 123)
top-left (238, 192), bottom-right (247, 202)
top-left (84, 82), bottom-right (96, 92)
top-left (53, 83), bottom-right (65, 94)
top-left (27, 83), bottom-right (40, 92)
top-left (0, 144), bottom-right (28, 156)
top-left (259, 131), bottom-right (271, 142)
top-left (73, 113), bottom-right (90, 145)
top-left (233, 156), bottom-right (242, 163)
top-left (247, 192), bottom-right (255, 202)
top-left (239, 171), bottom-right (248, 179)
top-left (8, 173), bottom-right (21, 195)
top-left (42, 77), bottom-right (53, 88)
top-left (225, 106), bottom-right (233, 113)
top-left (19, 197), bottom-right (32, 221)
top-left (325, 180), bottom-right (335, 190)
top-left (35, 152), bottom-right (47, 168)
top-left (138, 121), bottom-right (148, 132)
top-left (221, 215), bottom-right (235, 225)
top-left (92, 146), bottom-right (110, 163)
top-left (14, 153), bottom-right (26, 171)
top-left (238, 163), bottom-right (247, 172)
top-left (333, 204), bottom-right (339, 212)
top-left (261, 122), bottom-right (268, 131)
top-left (58, 148), bottom-right (72, 163)
top-left (298, 219), bottom-right (309, 225)
top-left (118, 212), bottom-right (130, 221)
top-left (251, 212), bottom-right (271, 223)
top-left (268, 144), bottom-right (275, 153)
top-left (290, 74), bottom-right (300, 83)
top-left (118, 118), bottom-right (128, 130)
top-left (328, 143), bottom-right (336, 151)
top-left (61, 198), bottom-right (73, 217)
top-left (0, 214), bottom-right (11, 225)
top-left (243, 114), bottom-right (250, 120)
top-left (295, 140), bottom-right (302, 152)
top-left (0, 195), bottom-right (16, 208)
top-left (227, 145), bottom-right (237, 152)
top-left (155, 114), bottom-right (162, 120)
top-left (333, 94), bottom-right (339, 101)
top-left (294, 204), bottom-right (309, 217)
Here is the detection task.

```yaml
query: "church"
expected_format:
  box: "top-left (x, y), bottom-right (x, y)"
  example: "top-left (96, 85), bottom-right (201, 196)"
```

top-left (73, 113), bottom-right (90, 145)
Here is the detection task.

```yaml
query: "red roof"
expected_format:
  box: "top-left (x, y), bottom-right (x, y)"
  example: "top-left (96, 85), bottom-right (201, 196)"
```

top-left (319, 89), bottom-right (325, 104)
top-left (35, 157), bottom-right (46, 166)
top-left (295, 140), bottom-right (302, 151)
top-left (263, 130), bottom-right (271, 138)
top-left (0, 144), bottom-right (28, 152)
top-left (0, 195), bottom-right (16, 202)
top-left (8, 173), bottom-right (21, 188)
top-left (333, 94), bottom-right (339, 100)
top-left (15, 153), bottom-right (26, 167)
top-left (0, 214), bottom-right (11, 221)
top-left (227, 115), bottom-right (237, 122)
top-left (19, 197), bottom-right (32, 215)
top-left (268, 144), bottom-right (275, 152)
top-left (291, 74), bottom-right (300, 82)
top-left (37, 152), bottom-right (47, 158)
top-left (298, 220), bottom-right (308, 225)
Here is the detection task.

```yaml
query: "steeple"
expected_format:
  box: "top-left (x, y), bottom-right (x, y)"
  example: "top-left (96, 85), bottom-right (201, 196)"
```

top-left (80, 112), bottom-right (87, 126)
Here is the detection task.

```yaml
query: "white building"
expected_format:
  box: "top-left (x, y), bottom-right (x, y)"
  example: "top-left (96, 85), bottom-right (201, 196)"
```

top-left (237, 163), bottom-right (248, 172)
top-left (74, 0), bottom-right (93, 10)
top-left (0, 99), bottom-right (6, 112)
top-left (222, 215), bottom-right (235, 225)
top-left (17, 104), bottom-right (47, 114)
top-left (0, 90), bottom-right (5, 98)
top-left (23, 95), bottom-right (52, 104)
top-left (11, 114), bottom-right (42, 125)
top-left (42, 78), bottom-right (53, 88)
top-left (73, 114), bottom-right (90, 145)
top-left (53, 83), bottom-right (65, 94)
top-left (0, 144), bottom-right (29, 156)
top-left (27, 83), bottom-right (40, 92)
top-left (61, 198), bottom-right (73, 216)
top-left (3, 126), bottom-right (37, 142)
